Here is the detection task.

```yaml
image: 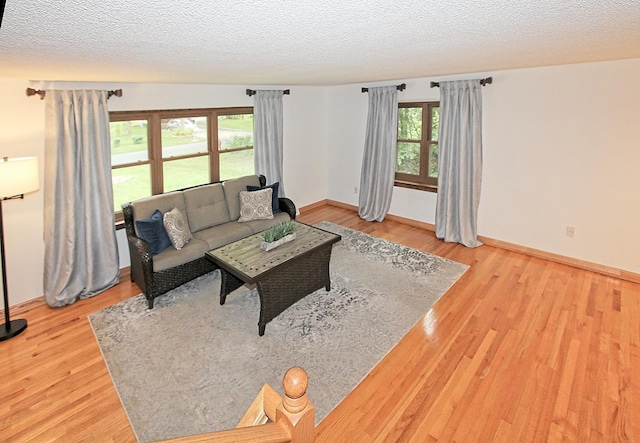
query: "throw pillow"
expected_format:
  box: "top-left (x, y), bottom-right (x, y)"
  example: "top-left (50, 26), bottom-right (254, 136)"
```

top-left (163, 207), bottom-right (193, 250)
top-left (246, 182), bottom-right (281, 214)
top-left (238, 188), bottom-right (274, 222)
top-left (135, 210), bottom-right (172, 255)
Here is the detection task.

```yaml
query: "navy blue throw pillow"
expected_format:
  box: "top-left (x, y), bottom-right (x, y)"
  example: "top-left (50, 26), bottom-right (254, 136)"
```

top-left (135, 209), bottom-right (173, 255)
top-left (247, 182), bottom-right (281, 214)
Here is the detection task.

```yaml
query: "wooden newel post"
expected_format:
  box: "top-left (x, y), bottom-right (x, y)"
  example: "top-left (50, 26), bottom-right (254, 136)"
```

top-left (276, 366), bottom-right (315, 442)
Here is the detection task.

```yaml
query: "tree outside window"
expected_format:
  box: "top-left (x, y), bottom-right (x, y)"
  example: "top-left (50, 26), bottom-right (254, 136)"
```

top-left (395, 102), bottom-right (439, 191)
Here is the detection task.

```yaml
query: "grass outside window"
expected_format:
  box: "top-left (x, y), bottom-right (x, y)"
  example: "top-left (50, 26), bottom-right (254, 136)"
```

top-left (110, 108), bottom-right (254, 220)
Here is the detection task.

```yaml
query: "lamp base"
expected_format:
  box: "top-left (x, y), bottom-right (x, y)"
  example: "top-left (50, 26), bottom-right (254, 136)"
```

top-left (0, 318), bottom-right (27, 341)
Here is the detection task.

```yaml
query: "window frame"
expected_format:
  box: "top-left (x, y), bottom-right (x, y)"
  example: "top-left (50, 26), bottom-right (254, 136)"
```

top-left (395, 101), bottom-right (439, 193)
top-left (110, 106), bottom-right (253, 222)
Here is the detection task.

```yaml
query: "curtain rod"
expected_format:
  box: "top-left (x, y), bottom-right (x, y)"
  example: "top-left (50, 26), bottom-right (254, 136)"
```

top-left (430, 77), bottom-right (493, 88)
top-left (361, 83), bottom-right (406, 93)
top-left (246, 89), bottom-right (290, 97)
top-left (25, 88), bottom-right (123, 100)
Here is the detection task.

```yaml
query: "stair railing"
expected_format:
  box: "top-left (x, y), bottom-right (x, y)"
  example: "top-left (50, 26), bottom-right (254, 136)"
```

top-left (157, 366), bottom-right (315, 443)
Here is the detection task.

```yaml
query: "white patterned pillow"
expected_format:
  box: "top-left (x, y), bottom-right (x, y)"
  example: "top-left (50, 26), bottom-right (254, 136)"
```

top-left (163, 207), bottom-right (193, 249)
top-left (238, 188), bottom-right (274, 222)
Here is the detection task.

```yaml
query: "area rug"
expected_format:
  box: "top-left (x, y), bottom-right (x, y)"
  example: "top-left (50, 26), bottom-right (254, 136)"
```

top-left (89, 221), bottom-right (468, 442)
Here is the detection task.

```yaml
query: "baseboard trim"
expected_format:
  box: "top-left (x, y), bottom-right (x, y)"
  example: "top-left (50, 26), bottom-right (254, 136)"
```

top-left (11, 204), bottom-right (636, 316)
top-left (7, 267), bottom-right (133, 315)
top-left (310, 199), bottom-right (640, 284)
top-left (299, 199), bottom-right (330, 213)
top-left (477, 236), bottom-right (640, 284)
top-left (10, 296), bottom-right (47, 316)
top-left (119, 266), bottom-right (131, 279)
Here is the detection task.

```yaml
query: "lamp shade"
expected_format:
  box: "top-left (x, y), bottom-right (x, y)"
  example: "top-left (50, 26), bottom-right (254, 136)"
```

top-left (0, 157), bottom-right (40, 199)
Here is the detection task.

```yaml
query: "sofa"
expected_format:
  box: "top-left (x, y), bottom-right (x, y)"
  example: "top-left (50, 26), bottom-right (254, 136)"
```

top-left (122, 175), bottom-right (296, 308)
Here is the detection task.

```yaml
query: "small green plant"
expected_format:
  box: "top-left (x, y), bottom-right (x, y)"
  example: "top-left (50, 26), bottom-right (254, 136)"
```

top-left (227, 135), bottom-right (253, 149)
top-left (262, 221), bottom-right (295, 243)
top-left (131, 135), bottom-right (145, 144)
top-left (172, 128), bottom-right (197, 137)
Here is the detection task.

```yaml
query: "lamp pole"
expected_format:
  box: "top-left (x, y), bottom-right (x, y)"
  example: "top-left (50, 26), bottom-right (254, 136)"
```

top-left (0, 156), bottom-right (38, 341)
top-left (0, 196), bottom-right (28, 341)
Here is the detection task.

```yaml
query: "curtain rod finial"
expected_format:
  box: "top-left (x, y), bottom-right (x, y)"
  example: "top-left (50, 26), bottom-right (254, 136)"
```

top-left (26, 87), bottom-right (45, 99)
top-left (108, 89), bottom-right (123, 99)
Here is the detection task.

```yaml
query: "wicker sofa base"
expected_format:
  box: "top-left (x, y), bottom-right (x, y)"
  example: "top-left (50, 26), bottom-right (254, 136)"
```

top-left (141, 257), bottom-right (217, 309)
top-left (122, 175), bottom-right (297, 309)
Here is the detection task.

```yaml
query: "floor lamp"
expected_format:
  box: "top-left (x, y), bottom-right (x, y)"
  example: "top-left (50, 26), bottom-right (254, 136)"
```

top-left (0, 156), bottom-right (39, 341)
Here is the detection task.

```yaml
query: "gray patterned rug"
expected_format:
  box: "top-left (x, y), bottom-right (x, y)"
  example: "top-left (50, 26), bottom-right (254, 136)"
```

top-left (89, 222), bottom-right (468, 442)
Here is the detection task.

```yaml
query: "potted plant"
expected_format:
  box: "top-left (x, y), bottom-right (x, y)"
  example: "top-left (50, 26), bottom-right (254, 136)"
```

top-left (261, 221), bottom-right (296, 251)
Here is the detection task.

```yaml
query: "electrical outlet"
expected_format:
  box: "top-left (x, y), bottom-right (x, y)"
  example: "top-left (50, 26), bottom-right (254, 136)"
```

top-left (566, 226), bottom-right (575, 238)
top-left (354, 186), bottom-right (358, 194)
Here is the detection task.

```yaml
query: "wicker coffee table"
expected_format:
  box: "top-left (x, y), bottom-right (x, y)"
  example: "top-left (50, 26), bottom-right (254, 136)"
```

top-left (205, 222), bottom-right (341, 336)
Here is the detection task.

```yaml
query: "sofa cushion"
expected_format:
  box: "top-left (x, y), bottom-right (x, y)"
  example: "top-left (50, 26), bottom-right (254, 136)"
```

top-left (152, 237), bottom-right (210, 272)
top-left (163, 207), bottom-right (193, 250)
top-left (131, 192), bottom-right (187, 236)
top-left (135, 209), bottom-right (173, 255)
top-left (193, 221), bottom-right (255, 250)
top-left (247, 182), bottom-right (281, 214)
top-left (238, 189), bottom-right (274, 222)
top-left (183, 183), bottom-right (230, 232)
top-left (222, 175), bottom-right (261, 221)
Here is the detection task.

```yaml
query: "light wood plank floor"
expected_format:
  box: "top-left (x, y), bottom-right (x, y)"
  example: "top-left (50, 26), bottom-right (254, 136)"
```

top-left (1, 204), bottom-right (638, 442)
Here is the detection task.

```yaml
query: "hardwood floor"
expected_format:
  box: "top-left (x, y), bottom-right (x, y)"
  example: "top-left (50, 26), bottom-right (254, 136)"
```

top-left (1, 204), bottom-right (638, 442)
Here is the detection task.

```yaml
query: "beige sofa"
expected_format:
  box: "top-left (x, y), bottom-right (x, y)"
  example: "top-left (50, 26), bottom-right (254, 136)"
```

top-left (122, 175), bottom-right (296, 308)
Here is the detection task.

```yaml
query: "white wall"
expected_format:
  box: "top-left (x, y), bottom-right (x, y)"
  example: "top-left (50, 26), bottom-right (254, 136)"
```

top-left (0, 81), bottom-right (327, 306)
top-left (0, 81), bottom-right (46, 308)
top-left (325, 58), bottom-right (640, 275)
top-left (2, 57), bottom-right (639, 307)
top-left (480, 60), bottom-right (640, 272)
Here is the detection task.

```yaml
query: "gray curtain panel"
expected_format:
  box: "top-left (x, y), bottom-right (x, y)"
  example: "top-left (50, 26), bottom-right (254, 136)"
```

top-left (253, 90), bottom-right (285, 197)
top-left (435, 80), bottom-right (484, 248)
top-left (358, 85), bottom-right (398, 222)
top-left (43, 90), bottom-right (119, 307)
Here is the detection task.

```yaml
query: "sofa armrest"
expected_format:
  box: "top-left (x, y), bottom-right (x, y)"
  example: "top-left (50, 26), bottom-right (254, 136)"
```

top-left (126, 233), bottom-right (155, 295)
top-left (122, 202), bottom-right (155, 296)
top-left (121, 202), bottom-right (137, 237)
top-left (278, 197), bottom-right (296, 220)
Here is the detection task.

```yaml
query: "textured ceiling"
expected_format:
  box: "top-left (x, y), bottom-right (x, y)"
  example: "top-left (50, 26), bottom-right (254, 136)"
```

top-left (1, 0), bottom-right (639, 85)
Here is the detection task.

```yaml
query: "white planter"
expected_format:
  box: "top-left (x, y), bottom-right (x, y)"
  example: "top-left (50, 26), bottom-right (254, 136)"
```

top-left (260, 233), bottom-right (296, 251)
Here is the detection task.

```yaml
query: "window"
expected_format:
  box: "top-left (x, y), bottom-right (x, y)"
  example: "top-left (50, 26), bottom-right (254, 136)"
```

top-left (395, 101), bottom-right (439, 191)
top-left (110, 107), bottom-right (253, 220)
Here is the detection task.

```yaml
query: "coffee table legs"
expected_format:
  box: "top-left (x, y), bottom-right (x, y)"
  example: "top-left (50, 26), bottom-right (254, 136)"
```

top-left (217, 244), bottom-right (334, 336)
top-left (255, 245), bottom-right (333, 336)
top-left (219, 269), bottom-right (245, 305)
